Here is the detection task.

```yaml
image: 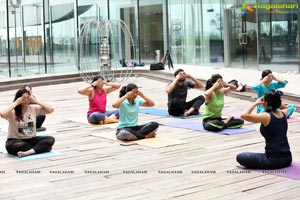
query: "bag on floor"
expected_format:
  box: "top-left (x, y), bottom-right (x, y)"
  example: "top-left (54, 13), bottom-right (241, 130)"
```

top-left (150, 62), bottom-right (164, 70)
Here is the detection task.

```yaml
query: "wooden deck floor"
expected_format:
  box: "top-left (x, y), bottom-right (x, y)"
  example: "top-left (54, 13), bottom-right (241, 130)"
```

top-left (0, 77), bottom-right (300, 200)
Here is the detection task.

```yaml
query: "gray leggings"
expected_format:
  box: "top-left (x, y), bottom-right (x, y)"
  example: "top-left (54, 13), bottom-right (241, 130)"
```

top-left (116, 122), bottom-right (159, 141)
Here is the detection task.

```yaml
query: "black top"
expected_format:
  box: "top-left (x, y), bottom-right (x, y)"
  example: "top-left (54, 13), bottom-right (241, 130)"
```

top-left (260, 112), bottom-right (291, 154)
top-left (167, 80), bottom-right (195, 107)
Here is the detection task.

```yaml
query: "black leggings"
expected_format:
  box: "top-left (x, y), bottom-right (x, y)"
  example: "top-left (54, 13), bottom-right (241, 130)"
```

top-left (168, 95), bottom-right (205, 116)
top-left (116, 122), bottom-right (159, 141)
top-left (6, 136), bottom-right (55, 156)
top-left (236, 152), bottom-right (292, 169)
top-left (203, 117), bottom-right (244, 132)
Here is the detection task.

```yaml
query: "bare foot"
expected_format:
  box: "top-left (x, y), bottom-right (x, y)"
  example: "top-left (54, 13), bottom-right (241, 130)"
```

top-left (17, 149), bottom-right (35, 158)
top-left (110, 114), bottom-right (118, 119)
top-left (36, 127), bottom-right (46, 131)
top-left (236, 85), bottom-right (243, 92)
top-left (104, 117), bottom-right (118, 124)
top-left (223, 116), bottom-right (233, 124)
top-left (145, 132), bottom-right (156, 138)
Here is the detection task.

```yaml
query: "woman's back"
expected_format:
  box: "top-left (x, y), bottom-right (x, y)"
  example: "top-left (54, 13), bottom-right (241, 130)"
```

top-left (260, 111), bottom-right (290, 154)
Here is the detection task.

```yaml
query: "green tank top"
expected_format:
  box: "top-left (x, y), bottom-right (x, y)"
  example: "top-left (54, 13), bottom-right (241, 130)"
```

top-left (203, 91), bottom-right (224, 119)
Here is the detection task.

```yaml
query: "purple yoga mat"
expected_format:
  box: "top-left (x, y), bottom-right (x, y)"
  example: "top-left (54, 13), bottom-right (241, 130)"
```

top-left (287, 117), bottom-right (300, 123)
top-left (223, 111), bottom-right (242, 118)
top-left (161, 120), bottom-right (255, 135)
top-left (237, 162), bottom-right (300, 180)
top-left (139, 108), bottom-right (202, 118)
top-left (224, 112), bottom-right (300, 124)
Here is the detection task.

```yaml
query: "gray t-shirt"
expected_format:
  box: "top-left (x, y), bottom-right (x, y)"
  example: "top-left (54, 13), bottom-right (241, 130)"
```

top-left (167, 80), bottom-right (195, 107)
top-left (6, 105), bottom-right (41, 139)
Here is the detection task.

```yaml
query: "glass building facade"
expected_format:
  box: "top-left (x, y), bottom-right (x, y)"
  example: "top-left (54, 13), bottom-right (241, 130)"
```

top-left (0, 0), bottom-right (300, 77)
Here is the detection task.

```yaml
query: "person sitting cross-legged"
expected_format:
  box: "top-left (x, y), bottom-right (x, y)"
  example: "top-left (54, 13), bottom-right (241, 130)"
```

top-left (78, 75), bottom-right (120, 125)
top-left (0, 87), bottom-right (55, 158)
top-left (202, 74), bottom-right (244, 132)
top-left (112, 83), bottom-right (159, 141)
top-left (237, 89), bottom-right (292, 169)
top-left (166, 69), bottom-right (205, 117)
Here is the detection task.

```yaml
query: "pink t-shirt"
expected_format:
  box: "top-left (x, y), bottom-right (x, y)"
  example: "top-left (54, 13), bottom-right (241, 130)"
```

top-left (6, 105), bottom-right (41, 139)
top-left (87, 88), bottom-right (107, 115)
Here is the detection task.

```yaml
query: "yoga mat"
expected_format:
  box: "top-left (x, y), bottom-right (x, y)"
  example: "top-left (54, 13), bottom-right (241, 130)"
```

top-left (225, 112), bottom-right (300, 123)
top-left (161, 120), bottom-right (256, 135)
top-left (139, 108), bottom-right (202, 119)
top-left (89, 132), bottom-right (188, 148)
top-left (1, 150), bottom-right (60, 160)
top-left (0, 141), bottom-right (60, 160)
top-left (223, 111), bottom-right (242, 118)
top-left (237, 162), bottom-right (300, 180)
top-left (67, 116), bottom-right (118, 128)
top-left (287, 117), bottom-right (300, 123)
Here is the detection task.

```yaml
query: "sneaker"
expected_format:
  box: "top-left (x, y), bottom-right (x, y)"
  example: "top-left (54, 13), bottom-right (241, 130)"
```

top-left (36, 127), bottom-right (46, 131)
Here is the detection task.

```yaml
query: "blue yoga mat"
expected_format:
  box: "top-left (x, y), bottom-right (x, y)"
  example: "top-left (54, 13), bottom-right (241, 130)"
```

top-left (139, 108), bottom-right (202, 119)
top-left (161, 120), bottom-right (255, 135)
top-left (0, 150), bottom-right (60, 160)
top-left (0, 140), bottom-right (60, 160)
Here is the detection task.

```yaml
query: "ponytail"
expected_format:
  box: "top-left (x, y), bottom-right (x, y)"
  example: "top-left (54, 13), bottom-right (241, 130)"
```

top-left (264, 89), bottom-right (283, 112)
top-left (119, 86), bottom-right (127, 97)
top-left (119, 83), bottom-right (138, 97)
top-left (205, 79), bottom-right (213, 91)
top-left (205, 74), bottom-right (222, 90)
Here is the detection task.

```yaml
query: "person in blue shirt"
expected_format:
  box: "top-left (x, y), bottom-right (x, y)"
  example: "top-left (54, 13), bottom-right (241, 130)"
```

top-left (237, 89), bottom-right (292, 169)
top-left (253, 69), bottom-right (294, 117)
top-left (112, 83), bottom-right (159, 141)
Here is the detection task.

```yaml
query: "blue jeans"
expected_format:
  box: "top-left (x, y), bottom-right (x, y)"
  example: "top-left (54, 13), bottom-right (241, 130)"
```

top-left (236, 152), bottom-right (292, 169)
top-left (87, 110), bottom-right (119, 124)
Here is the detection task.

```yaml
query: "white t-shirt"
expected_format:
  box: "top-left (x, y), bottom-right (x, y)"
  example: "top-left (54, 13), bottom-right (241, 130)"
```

top-left (6, 105), bottom-right (41, 139)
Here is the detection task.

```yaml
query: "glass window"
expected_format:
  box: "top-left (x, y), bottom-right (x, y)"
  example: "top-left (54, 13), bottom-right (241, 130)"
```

top-left (8, 0), bottom-right (22, 77)
top-left (46, 0), bottom-right (77, 73)
top-left (23, 3), bottom-right (45, 75)
top-left (257, 0), bottom-right (299, 72)
top-left (77, 0), bottom-right (108, 74)
top-left (139, 1), bottom-right (164, 63)
top-left (0, 0), bottom-right (8, 77)
top-left (109, 0), bottom-right (138, 63)
top-left (168, 0), bottom-right (201, 64)
top-left (202, 0), bottom-right (223, 64)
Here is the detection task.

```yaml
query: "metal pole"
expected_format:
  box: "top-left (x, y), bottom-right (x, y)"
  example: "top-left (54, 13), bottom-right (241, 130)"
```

top-left (137, 0), bottom-right (141, 63)
top-left (165, 0), bottom-right (169, 53)
top-left (6, 0), bottom-right (12, 77)
top-left (13, 10), bottom-right (18, 75)
top-left (42, 0), bottom-right (47, 73)
top-left (21, 5), bottom-right (25, 71)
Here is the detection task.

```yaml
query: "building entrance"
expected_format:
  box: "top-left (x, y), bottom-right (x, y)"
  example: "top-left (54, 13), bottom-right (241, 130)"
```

top-left (224, 7), bottom-right (258, 69)
top-left (224, 3), bottom-right (300, 73)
